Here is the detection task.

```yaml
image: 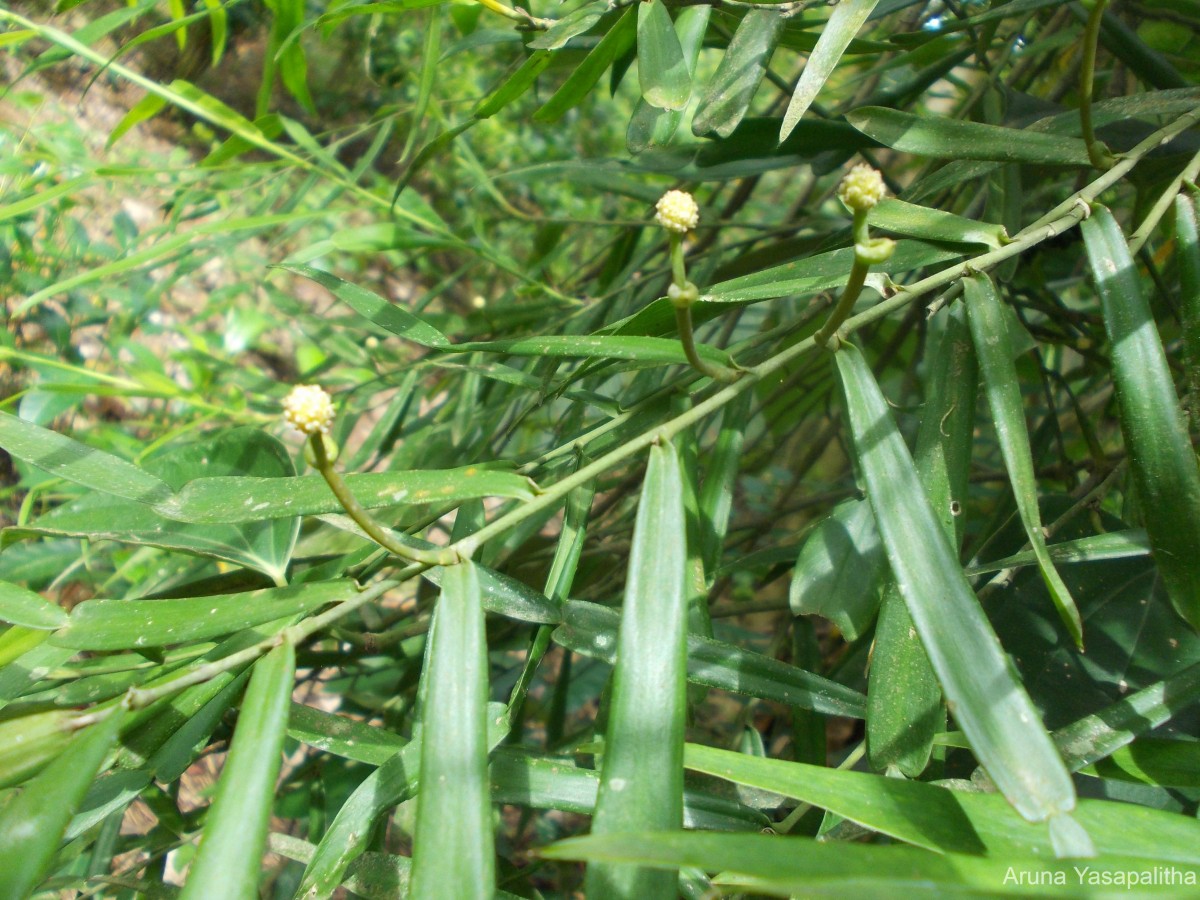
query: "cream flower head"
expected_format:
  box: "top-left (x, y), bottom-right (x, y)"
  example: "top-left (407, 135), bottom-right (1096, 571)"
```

top-left (283, 384), bottom-right (335, 435)
top-left (838, 164), bottom-right (887, 212)
top-left (655, 189), bottom-right (699, 234)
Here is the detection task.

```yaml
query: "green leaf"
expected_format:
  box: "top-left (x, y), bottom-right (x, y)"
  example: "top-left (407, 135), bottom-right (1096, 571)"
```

top-left (269, 832), bottom-right (414, 900)
top-left (692, 10), bottom-right (784, 138)
top-left (684, 743), bottom-right (986, 854)
top-left (555, 599), bottom-right (866, 717)
top-left (964, 529), bottom-right (1151, 576)
top-left (529, 1), bottom-right (607, 50)
top-left (52, 580), bottom-right (356, 651)
top-left (1083, 738), bottom-right (1200, 789)
top-left (295, 704), bottom-right (510, 899)
top-left (627, 6), bottom-right (708, 152)
top-left (489, 747), bottom-right (769, 831)
top-left (1175, 193), bottom-right (1200, 421)
top-left (0, 581), bottom-right (67, 630)
top-left (179, 642), bottom-right (295, 900)
top-left (6, 428), bottom-right (300, 584)
top-left (637, 0), bottom-right (689, 110)
top-left (870, 199), bottom-right (1006, 248)
top-left (295, 741), bottom-right (421, 899)
top-left (706, 239), bottom-right (963, 304)
top-left (288, 703), bottom-right (408, 766)
top-left (1055, 659), bottom-right (1200, 773)
top-left (159, 466), bottom-right (535, 524)
top-left (535, 9), bottom-right (637, 124)
top-left (586, 442), bottom-right (688, 899)
top-left (835, 343), bottom-right (1078, 826)
top-left (789, 498), bottom-right (886, 642)
top-left (964, 274), bottom-right (1083, 648)
top-left (0, 708), bottom-right (75, 789)
top-left (697, 388), bottom-right (751, 579)
top-left (780, 0), bottom-right (882, 142)
top-left (0, 411), bottom-right (171, 505)
top-left (541, 832), bottom-right (1200, 896)
top-left (1082, 205), bottom-right (1200, 630)
top-left (0, 706), bottom-right (126, 899)
top-left (868, 303), bottom-right (973, 776)
top-left (846, 106), bottom-right (1094, 165)
top-left (275, 264), bottom-right (452, 347)
top-left (411, 563), bottom-right (495, 899)
top-left (457, 334), bottom-right (735, 367)
top-left (107, 92), bottom-right (168, 146)
top-left (473, 50), bottom-right (554, 119)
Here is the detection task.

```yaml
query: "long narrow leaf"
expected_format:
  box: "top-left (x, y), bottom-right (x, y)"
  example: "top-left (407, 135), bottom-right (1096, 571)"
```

top-left (586, 442), bottom-right (688, 899)
top-left (835, 343), bottom-right (1080, 831)
top-left (179, 642), bottom-right (296, 900)
top-left (780, 0), bottom-right (881, 141)
top-left (411, 562), bottom-right (494, 899)
top-left (867, 304), bottom-right (974, 776)
top-left (1082, 205), bottom-right (1200, 630)
top-left (637, 0), bottom-right (689, 110)
top-left (0, 706), bottom-right (126, 899)
top-left (965, 273), bottom-right (1083, 647)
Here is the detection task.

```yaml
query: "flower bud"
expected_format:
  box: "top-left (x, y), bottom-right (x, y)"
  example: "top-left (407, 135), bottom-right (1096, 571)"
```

top-left (838, 164), bottom-right (887, 213)
top-left (283, 384), bottom-right (335, 436)
top-left (655, 189), bottom-right (700, 234)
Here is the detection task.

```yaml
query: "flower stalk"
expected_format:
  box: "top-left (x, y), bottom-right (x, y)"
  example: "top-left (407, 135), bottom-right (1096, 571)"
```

top-left (656, 190), bottom-right (739, 383)
top-left (813, 164), bottom-right (896, 351)
top-left (1079, 0), bottom-right (1115, 171)
top-left (284, 385), bottom-right (466, 567)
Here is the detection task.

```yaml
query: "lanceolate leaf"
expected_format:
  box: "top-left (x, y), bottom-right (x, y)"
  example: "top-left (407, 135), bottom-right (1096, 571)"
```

top-left (868, 303), bottom-right (974, 777)
top-left (6, 428), bottom-right (300, 584)
top-left (53, 580), bottom-right (356, 651)
top-left (0, 581), bottom-right (66, 630)
top-left (846, 107), bottom-right (1093, 165)
top-left (780, 0), bottom-right (882, 142)
top-left (0, 706), bottom-right (126, 899)
top-left (964, 273), bottom-right (1083, 648)
top-left (637, 0), bottom-right (689, 110)
top-left (535, 9), bottom-right (637, 124)
top-left (159, 467), bottom-right (535, 524)
top-left (0, 411), bottom-right (171, 505)
top-left (411, 563), bottom-right (495, 899)
top-left (685, 743), bottom-right (985, 854)
top-left (1175, 193), bottom-right (1200, 418)
top-left (179, 642), bottom-right (295, 900)
top-left (692, 9), bottom-right (784, 138)
top-left (789, 498), bottom-right (887, 642)
top-left (586, 442), bottom-right (688, 899)
top-left (835, 343), bottom-right (1079, 828)
top-left (627, 6), bottom-right (708, 152)
top-left (295, 705), bottom-right (510, 900)
top-left (1082, 205), bottom-right (1200, 630)
top-left (553, 599), bottom-right (866, 717)
top-left (543, 832), bottom-right (1200, 896)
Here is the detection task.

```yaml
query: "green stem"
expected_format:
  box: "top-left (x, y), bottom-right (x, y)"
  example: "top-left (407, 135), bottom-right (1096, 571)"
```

top-left (668, 232), bottom-right (740, 382)
top-left (675, 303), bottom-right (739, 382)
top-left (310, 434), bottom-right (467, 566)
top-left (1080, 0), bottom-right (1114, 170)
top-left (669, 233), bottom-right (688, 287)
top-left (65, 106), bottom-right (1200, 727)
top-left (812, 255), bottom-right (870, 350)
top-left (452, 106), bottom-right (1200, 560)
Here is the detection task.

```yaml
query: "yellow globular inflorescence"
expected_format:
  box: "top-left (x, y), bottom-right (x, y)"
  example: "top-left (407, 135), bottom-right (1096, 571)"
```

top-left (283, 384), bottom-right (335, 436)
top-left (838, 163), bottom-right (887, 213)
top-left (654, 189), bottom-right (700, 234)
